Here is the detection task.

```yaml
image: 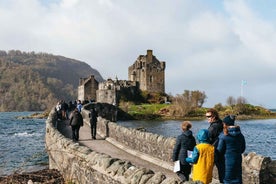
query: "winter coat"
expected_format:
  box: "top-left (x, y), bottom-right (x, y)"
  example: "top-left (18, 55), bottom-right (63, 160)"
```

top-left (217, 126), bottom-right (246, 184)
top-left (70, 111), bottom-right (83, 127)
top-left (172, 130), bottom-right (196, 165)
top-left (89, 109), bottom-right (98, 123)
top-left (186, 129), bottom-right (214, 184)
top-left (208, 119), bottom-right (223, 146)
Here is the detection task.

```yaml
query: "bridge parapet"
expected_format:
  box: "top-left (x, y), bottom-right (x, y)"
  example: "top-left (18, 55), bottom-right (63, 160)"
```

top-left (46, 107), bottom-right (181, 183)
top-left (46, 103), bottom-right (276, 183)
top-left (82, 104), bottom-right (276, 184)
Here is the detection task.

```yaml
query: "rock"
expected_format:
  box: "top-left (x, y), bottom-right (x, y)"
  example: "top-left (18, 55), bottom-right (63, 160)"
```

top-left (0, 169), bottom-right (64, 184)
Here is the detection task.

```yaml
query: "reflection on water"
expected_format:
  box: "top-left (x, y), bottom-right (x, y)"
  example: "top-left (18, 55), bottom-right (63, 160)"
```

top-left (117, 119), bottom-right (276, 160)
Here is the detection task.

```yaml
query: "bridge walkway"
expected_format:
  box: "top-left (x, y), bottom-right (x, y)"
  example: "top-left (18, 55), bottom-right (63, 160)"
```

top-left (57, 119), bottom-right (178, 179)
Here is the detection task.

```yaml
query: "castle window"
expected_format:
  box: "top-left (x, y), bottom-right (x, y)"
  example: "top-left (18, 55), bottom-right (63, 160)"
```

top-left (150, 76), bottom-right (153, 83)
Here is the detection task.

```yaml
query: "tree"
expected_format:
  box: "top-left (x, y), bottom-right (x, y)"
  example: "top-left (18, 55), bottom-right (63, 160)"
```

top-left (214, 103), bottom-right (225, 111)
top-left (235, 96), bottom-right (248, 114)
top-left (172, 90), bottom-right (207, 116)
top-left (226, 96), bottom-right (236, 106)
top-left (172, 94), bottom-right (193, 116)
top-left (237, 96), bottom-right (247, 104)
top-left (181, 90), bottom-right (206, 108)
top-left (191, 90), bottom-right (207, 108)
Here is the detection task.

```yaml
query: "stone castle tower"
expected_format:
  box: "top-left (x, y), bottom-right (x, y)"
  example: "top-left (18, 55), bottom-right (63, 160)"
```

top-left (128, 50), bottom-right (166, 93)
top-left (78, 75), bottom-right (98, 102)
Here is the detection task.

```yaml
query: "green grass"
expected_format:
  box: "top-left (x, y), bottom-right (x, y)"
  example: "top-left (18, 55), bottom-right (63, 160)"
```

top-left (127, 103), bottom-right (169, 115)
top-left (120, 103), bottom-right (276, 120)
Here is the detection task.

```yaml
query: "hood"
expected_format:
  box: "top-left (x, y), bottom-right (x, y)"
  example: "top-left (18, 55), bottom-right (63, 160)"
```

top-left (183, 130), bottom-right (192, 137)
top-left (197, 129), bottom-right (209, 143)
top-left (228, 126), bottom-right (241, 136)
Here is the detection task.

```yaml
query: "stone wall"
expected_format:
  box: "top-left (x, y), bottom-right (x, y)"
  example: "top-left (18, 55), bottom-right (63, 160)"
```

top-left (95, 117), bottom-right (175, 170)
top-left (81, 107), bottom-right (276, 184)
top-left (46, 108), bottom-right (181, 184)
top-left (46, 105), bottom-right (276, 183)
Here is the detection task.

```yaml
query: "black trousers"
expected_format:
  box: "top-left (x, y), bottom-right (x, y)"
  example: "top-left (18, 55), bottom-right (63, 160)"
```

top-left (177, 164), bottom-right (192, 181)
top-left (216, 156), bottom-right (225, 183)
top-left (71, 125), bottom-right (80, 141)
top-left (90, 121), bottom-right (97, 139)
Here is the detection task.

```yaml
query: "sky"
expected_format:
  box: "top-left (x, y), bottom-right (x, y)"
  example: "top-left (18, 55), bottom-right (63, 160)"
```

top-left (1, 0), bottom-right (276, 108)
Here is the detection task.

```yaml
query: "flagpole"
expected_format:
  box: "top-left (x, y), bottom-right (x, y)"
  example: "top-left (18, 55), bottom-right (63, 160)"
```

top-left (241, 83), bottom-right (243, 97)
top-left (241, 80), bottom-right (247, 97)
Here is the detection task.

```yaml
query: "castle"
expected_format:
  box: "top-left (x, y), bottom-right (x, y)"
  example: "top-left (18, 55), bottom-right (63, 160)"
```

top-left (128, 49), bottom-right (166, 93)
top-left (78, 50), bottom-right (166, 105)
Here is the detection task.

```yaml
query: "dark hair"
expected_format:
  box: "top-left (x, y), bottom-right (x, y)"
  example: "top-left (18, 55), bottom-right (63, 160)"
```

top-left (206, 108), bottom-right (220, 120)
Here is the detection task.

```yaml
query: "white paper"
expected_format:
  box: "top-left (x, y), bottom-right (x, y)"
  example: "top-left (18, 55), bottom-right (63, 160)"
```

top-left (173, 160), bottom-right (180, 172)
top-left (187, 150), bottom-right (193, 158)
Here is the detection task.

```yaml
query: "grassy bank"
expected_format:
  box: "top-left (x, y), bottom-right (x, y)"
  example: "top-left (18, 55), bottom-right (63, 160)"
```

top-left (119, 103), bottom-right (276, 121)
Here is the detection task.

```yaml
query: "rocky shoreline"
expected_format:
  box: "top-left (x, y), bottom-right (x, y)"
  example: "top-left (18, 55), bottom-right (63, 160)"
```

top-left (0, 169), bottom-right (64, 184)
top-left (16, 111), bottom-right (50, 119)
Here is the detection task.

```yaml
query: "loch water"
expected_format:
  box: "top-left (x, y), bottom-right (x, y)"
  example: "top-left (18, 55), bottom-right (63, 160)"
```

top-left (0, 112), bottom-right (48, 176)
top-left (117, 119), bottom-right (276, 160)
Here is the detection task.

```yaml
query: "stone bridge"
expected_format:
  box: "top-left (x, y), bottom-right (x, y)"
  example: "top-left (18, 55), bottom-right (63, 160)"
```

top-left (45, 103), bottom-right (276, 184)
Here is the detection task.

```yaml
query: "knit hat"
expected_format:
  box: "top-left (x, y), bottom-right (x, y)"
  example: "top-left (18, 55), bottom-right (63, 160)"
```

top-left (223, 115), bottom-right (236, 126)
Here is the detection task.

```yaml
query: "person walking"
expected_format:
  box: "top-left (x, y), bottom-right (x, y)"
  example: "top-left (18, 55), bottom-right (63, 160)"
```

top-left (76, 100), bottom-right (82, 112)
top-left (217, 115), bottom-right (246, 184)
top-left (206, 108), bottom-right (224, 182)
top-left (89, 107), bottom-right (98, 140)
top-left (69, 108), bottom-right (83, 141)
top-left (172, 121), bottom-right (196, 182)
top-left (186, 129), bottom-right (215, 184)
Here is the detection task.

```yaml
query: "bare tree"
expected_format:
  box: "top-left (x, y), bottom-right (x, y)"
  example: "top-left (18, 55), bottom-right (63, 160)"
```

top-left (191, 90), bottom-right (207, 108)
top-left (226, 96), bottom-right (236, 106)
top-left (237, 96), bottom-right (247, 104)
top-left (173, 94), bottom-right (193, 116)
top-left (172, 90), bottom-right (207, 116)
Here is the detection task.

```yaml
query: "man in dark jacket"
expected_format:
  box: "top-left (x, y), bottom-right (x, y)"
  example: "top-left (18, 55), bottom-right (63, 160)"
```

top-left (172, 121), bottom-right (196, 181)
top-left (206, 108), bottom-right (224, 183)
top-left (69, 108), bottom-right (83, 141)
top-left (89, 107), bottom-right (98, 139)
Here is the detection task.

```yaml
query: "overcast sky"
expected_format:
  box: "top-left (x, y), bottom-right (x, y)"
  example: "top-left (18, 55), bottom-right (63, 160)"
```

top-left (1, 0), bottom-right (276, 108)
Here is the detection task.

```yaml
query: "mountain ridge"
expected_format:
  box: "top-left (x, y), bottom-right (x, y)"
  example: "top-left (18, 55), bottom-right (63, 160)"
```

top-left (0, 50), bottom-right (104, 111)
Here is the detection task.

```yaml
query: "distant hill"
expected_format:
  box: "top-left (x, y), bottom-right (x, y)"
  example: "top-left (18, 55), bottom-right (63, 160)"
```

top-left (0, 50), bottom-right (104, 111)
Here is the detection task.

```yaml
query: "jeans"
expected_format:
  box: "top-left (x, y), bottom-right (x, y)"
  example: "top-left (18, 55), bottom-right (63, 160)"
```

top-left (90, 121), bottom-right (97, 139)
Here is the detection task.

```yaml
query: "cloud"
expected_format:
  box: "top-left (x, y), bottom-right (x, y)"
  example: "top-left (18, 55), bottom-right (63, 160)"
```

top-left (0, 0), bottom-right (275, 108)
